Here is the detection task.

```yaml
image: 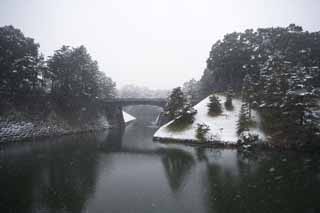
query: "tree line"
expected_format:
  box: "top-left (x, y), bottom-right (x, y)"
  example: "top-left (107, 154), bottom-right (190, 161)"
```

top-left (0, 25), bottom-right (116, 109)
top-left (164, 24), bottom-right (320, 146)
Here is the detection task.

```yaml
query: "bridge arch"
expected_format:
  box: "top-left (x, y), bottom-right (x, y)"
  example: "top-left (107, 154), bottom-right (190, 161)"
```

top-left (103, 98), bottom-right (167, 130)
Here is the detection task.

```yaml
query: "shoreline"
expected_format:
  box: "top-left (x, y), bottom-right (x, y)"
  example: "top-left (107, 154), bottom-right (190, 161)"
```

top-left (153, 136), bottom-right (320, 152)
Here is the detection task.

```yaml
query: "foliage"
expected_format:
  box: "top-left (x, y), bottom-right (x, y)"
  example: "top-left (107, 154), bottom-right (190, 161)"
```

top-left (207, 94), bottom-right (222, 116)
top-left (0, 25), bottom-right (116, 115)
top-left (182, 78), bottom-right (202, 105)
top-left (241, 74), bottom-right (254, 117)
top-left (224, 88), bottom-right (234, 110)
top-left (96, 71), bottom-right (116, 99)
top-left (174, 103), bottom-right (197, 125)
top-left (237, 103), bottom-right (254, 134)
top-left (199, 24), bottom-right (320, 145)
top-left (164, 87), bottom-right (187, 120)
top-left (47, 45), bottom-right (116, 108)
top-left (238, 131), bottom-right (259, 145)
top-left (0, 25), bottom-right (46, 96)
top-left (196, 123), bottom-right (210, 142)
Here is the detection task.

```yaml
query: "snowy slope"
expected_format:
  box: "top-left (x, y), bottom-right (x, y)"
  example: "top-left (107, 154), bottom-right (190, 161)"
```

top-left (123, 111), bottom-right (136, 123)
top-left (154, 95), bottom-right (265, 144)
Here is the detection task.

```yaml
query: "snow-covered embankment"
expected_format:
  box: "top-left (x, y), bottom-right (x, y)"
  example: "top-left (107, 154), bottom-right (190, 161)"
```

top-left (123, 111), bottom-right (136, 124)
top-left (153, 95), bottom-right (265, 145)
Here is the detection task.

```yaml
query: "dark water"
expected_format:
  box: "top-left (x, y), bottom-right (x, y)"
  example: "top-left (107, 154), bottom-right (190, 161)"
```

top-left (0, 119), bottom-right (320, 212)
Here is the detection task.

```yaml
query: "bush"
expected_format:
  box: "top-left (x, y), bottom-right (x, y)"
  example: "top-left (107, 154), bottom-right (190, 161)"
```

top-left (196, 123), bottom-right (210, 142)
top-left (176, 104), bottom-right (197, 123)
top-left (238, 131), bottom-right (259, 145)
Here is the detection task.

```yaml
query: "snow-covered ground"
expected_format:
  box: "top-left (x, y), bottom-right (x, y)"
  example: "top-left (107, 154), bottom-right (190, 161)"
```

top-left (123, 111), bottom-right (136, 123)
top-left (154, 95), bottom-right (266, 144)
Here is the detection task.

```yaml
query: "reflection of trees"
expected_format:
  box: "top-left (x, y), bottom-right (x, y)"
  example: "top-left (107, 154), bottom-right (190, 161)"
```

top-left (161, 148), bottom-right (195, 193)
top-left (98, 128), bottom-right (124, 152)
top-left (195, 147), bottom-right (209, 162)
top-left (204, 150), bottom-right (320, 213)
top-left (0, 133), bottom-right (104, 213)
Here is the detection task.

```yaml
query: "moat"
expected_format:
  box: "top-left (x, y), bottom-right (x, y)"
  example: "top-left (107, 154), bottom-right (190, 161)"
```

top-left (0, 111), bottom-right (319, 213)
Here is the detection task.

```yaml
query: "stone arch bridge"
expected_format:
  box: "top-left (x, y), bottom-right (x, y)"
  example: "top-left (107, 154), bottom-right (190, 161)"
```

top-left (102, 98), bottom-right (167, 129)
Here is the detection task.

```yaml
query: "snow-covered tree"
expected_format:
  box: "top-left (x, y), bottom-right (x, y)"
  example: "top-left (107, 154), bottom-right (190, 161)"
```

top-left (48, 45), bottom-right (101, 99)
top-left (174, 102), bottom-right (197, 124)
top-left (182, 78), bottom-right (201, 104)
top-left (237, 102), bottom-right (251, 134)
top-left (241, 74), bottom-right (254, 118)
top-left (196, 123), bottom-right (210, 142)
top-left (164, 87), bottom-right (187, 120)
top-left (224, 88), bottom-right (234, 110)
top-left (0, 26), bottom-right (46, 96)
top-left (96, 71), bottom-right (116, 100)
top-left (207, 94), bottom-right (222, 115)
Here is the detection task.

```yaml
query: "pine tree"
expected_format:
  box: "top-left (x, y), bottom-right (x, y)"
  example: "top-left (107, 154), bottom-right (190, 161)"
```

top-left (237, 102), bottom-right (251, 134)
top-left (164, 87), bottom-right (186, 120)
top-left (207, 94), bottom-right (222, 115)
top-left (175, 102), bottom-right (197, 124)
top-left (0, 26), bottom-right (45, 96)
top-left (48, 45), bottom-right (101, 100)
top-left (241, 74), bottom-right (254, 118)
top-left (224, 88), bottom-right (234, 110)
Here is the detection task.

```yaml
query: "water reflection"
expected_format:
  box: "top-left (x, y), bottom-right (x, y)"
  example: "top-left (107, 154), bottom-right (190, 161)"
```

top-left (161, 148), bottom-right (195, 193)
top-left (0, 133), bottom-right (105, 213)
top-left (0, 121), bottom-right (320, 213)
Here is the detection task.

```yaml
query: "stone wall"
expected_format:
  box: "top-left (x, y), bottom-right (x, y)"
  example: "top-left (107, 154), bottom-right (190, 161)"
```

top-left (0, 98), bottom-right (124, 143)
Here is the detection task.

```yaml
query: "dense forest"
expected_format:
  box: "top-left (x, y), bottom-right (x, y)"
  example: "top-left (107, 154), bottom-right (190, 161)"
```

top-left (0, 25), bottom-right (116, 114)
top-left (180, 24), bottom-right (320, 147)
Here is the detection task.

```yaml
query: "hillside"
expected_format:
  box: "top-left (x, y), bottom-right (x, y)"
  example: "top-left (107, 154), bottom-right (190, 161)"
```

top-left (154, 95), bottom-right (265, 144)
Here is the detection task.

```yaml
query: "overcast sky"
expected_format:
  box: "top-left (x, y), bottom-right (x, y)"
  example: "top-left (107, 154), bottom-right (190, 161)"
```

top-left (1, 0), bottom-right (320, 89)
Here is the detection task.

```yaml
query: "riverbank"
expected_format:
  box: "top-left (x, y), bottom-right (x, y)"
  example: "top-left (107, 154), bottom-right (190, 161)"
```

top-left (0, 97), bottom-right (134, 143)
top-left (0, 112), bottom-right (111, 143)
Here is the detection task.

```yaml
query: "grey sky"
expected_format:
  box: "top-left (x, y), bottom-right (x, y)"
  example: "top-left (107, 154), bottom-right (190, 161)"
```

top-left (1, 0), bottom-right (320, 89)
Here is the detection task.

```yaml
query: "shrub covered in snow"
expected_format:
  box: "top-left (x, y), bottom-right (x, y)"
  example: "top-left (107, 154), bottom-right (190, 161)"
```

top-left (196, 123), bottom-right (210, 142)
top-left (175, 104), bottom-right (197, 124)
top-left (238, 131), bottom-right (259, 145)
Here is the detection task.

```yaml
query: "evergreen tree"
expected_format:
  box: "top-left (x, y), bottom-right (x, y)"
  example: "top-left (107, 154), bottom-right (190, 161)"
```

top-left (241, 74), bottom-right (254, 118)
top-left (0, 26), bottom-right (46, 96)
top-left (237, 102), bottom-right (251, 134)
top-left (164, 87), bottom-right (187, 120)
top-left (48, 46), bottom-right (101, 99)
top-left (174, 102), bottom-right (197, 124)
top-left (224, 88), bottom-right (234, 110)
top-left (207, 94), bottom-right (222, 115)
top-left (182, 78), bottom-right (201, 105)
top-left (96, 71), bottom-right (116, 99)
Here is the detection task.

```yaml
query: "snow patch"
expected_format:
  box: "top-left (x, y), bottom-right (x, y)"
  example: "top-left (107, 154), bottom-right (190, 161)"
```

top-left (154, 95), bottom-right (266, 144)
top-left (123, 111), bottom-right (136, 123)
